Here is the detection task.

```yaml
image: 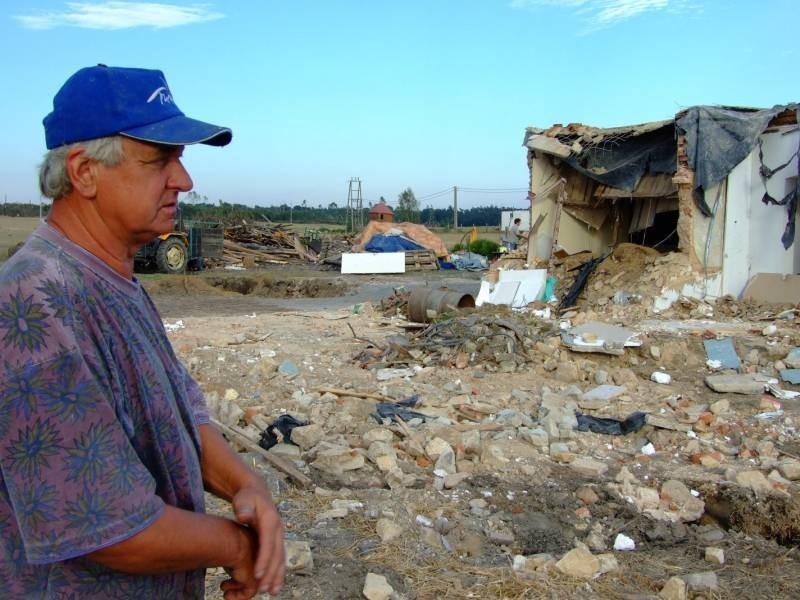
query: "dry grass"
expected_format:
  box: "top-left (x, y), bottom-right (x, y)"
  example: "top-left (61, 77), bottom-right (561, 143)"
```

top-left (0, 215), bottom-right (39, 258)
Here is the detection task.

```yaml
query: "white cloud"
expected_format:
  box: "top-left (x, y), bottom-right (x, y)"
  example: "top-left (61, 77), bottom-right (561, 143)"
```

top-left (15, 2), bottom-right (223, 30)
top-left (510, 0), bottom-right (691, 29)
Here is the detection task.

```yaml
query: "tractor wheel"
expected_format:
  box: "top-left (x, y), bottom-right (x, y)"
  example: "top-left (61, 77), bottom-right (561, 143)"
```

top-left (155, 237), bottom-right (188, 274)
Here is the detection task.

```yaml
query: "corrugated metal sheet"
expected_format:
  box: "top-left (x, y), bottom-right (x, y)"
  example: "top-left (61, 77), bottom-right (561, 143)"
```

top-left (594, 173), bottom-right (676, 199)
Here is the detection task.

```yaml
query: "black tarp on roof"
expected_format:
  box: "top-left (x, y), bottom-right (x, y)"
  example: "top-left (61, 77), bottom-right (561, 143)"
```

top-left (676, 104), bottom-right (799, 248)
top-left (557, 123), bottom-right (677, 192)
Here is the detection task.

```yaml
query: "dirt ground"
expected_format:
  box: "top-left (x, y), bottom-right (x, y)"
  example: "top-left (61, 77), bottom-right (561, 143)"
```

top-left (144, 263), bottom-right (800, 600)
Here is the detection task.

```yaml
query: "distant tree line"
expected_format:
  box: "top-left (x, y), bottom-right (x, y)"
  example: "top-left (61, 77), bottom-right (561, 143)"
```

top-left (1, 197), bottom-right (524, 228)
top-left (1, 202), bottom-right (50, 217)
top-left (179, 201), bottom-right (520, 229)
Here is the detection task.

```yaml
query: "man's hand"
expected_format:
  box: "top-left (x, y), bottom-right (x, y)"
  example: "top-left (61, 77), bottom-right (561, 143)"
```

top-left (232, 484), bottom-right (285, 596)
top-left (198, 424), bottom-right (286, 596)
top-left (220, 526), bottom-right (260, 600)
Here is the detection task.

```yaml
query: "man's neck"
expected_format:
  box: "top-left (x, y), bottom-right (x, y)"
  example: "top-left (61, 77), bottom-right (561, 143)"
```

top-left (47, 196), bottom-right (136, 279)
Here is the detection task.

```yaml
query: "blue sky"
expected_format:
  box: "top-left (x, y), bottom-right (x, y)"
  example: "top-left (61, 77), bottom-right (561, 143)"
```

top-left (0, 1), bottom-right (796, 210)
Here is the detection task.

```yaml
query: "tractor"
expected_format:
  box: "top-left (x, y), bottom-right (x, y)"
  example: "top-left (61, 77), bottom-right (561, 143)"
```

top-left (135, 221), bottom-right (223, 274)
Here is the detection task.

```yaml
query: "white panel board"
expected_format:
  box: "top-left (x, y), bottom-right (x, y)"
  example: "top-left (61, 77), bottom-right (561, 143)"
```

top-left (487, 281), bottom-right (520, 305)
top-left (498, 269), bottom-right (547, 308)
top-left (341, 252), bottom-right (406, 274)
top-left (475, 280), bottom-right (492, 307)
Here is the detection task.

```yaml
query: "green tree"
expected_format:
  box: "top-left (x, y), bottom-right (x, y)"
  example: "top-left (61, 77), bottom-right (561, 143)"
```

top-left (396, 188), bottom-right (419, 223)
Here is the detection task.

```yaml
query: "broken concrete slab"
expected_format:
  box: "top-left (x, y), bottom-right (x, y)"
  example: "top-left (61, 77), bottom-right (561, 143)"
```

top-left (376, 518), bottom-right (403, 543)
top-left (362, 572), bottom-right (395, 600)
top-left (579, 385), bottom-right (626, 409)
top-left (683, 571), bottom-right (718, 593)
top-left (561, 321), bottom-right (642, 356)
top-left (555, 547), bottom-right (601, 579)
top-left (569, 457), bottom-right (608, 478)
top-left (659, 576), bottom-right (687, 600)
top-left (704, 373), bottom-right (766, 395)
top-left (285, 540), bottom-right (314, 574)
top-left (311, 445), bottom-right (365, 474)
top-left (645, 414), bottom-right (692, 432)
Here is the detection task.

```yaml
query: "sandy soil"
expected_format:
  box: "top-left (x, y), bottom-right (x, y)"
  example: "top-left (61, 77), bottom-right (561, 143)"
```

top-left (145, 268), bottom-right (800, 600)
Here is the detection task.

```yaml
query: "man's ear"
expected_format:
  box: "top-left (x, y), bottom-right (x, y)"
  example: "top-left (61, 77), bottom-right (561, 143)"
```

top-left (65, 147), bottom-right (98, 198)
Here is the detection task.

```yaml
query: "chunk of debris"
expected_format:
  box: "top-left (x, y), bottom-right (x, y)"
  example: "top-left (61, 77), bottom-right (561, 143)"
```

top-left (555, 547), bottom-right (601, 579)
top-left (704, 373), bottom-right (767, 395)
top-left (363, 572), bottom-right (395, 600)
top-left (561, 321), bottom-right (642, 356)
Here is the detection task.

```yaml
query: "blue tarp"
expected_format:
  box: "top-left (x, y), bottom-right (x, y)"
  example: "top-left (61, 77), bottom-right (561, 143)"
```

top-left (364, 234), bottom-right (426, 253)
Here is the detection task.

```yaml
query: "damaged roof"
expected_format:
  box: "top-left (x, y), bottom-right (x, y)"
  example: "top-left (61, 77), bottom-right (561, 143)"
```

top-left (524, 103), bottom-right (800, 247)
top-left (524, 118), bottom-right (673, 159)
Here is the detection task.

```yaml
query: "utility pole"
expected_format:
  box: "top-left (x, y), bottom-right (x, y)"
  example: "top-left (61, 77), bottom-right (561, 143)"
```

top-left (453, 186), bottom-right (458, 229)
top-left (345, 177), bottom-right (364, 233)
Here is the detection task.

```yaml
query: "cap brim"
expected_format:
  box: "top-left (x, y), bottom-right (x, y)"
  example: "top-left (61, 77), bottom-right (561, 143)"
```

top-left (120, 115), bottom-right (232, 147)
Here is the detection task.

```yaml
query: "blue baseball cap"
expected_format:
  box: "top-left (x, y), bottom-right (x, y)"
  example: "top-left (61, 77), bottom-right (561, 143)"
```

top-left (43, 65), bottom-right (232, 149)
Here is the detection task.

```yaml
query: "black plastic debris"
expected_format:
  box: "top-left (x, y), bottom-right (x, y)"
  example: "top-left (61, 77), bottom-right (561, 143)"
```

top-left (559, 256), bottom-right (604, 310)
top-left (372, 395), bottom-right (429, 423)
top-left (575, 411), bottom-right (647, 435)
top-left (258, 414), bottom-right (309, 450)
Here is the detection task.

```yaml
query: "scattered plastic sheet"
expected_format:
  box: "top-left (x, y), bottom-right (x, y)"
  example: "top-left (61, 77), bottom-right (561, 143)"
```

top-left (372, 395), bottom-right (430, 423)
top-left (450, 252), bottom-right (488, 271)
top-left (258, 414), bottom-right (309, 450)
top-left (575, 411), bottom-right (647, 435)
top-left (559, 256), bottom-right (604, 310)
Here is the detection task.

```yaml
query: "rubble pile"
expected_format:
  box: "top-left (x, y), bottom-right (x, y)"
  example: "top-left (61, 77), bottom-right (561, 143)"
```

top-left (159, 275), bottom-right (800, 599)
top-left (222, 222), bottom-right (317, 266)
top-left (354, 312), bottom-right (548, 372)
top-left (541, 243), bottom-right (800, 324)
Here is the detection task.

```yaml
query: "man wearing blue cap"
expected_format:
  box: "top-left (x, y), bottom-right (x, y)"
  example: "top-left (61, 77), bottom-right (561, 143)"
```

top-left (0, 65), bottom-right (284, 599)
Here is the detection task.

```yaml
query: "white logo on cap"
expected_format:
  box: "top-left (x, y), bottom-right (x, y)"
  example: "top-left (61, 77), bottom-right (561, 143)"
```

top-left (146, 86), bottom-right (174, 105)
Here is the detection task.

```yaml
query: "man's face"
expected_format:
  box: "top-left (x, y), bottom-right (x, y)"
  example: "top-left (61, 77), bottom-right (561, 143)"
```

top-left (93, 137), bottom-right (193, 245)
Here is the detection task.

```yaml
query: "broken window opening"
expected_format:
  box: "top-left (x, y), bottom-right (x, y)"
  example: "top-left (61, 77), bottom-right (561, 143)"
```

top-left (628, 208), bottom-right (679, 251)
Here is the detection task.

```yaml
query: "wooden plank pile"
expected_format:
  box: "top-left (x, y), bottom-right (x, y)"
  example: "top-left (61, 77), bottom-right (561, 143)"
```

top-left (222, 223), bottom-right (317, 267)
top-left (405, 249), bottom-right (439, 271)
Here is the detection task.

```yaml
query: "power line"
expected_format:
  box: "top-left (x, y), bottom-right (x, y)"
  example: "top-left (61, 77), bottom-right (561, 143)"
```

top-left (416, 188), bottom-right (452, 201)
top-left (416, 186), bottom-right (526, 200)
top-left (459, 188), bottom-right (527, 193)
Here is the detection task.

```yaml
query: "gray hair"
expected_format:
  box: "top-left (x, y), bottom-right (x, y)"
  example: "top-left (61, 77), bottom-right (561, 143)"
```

top-left (38, 136), bottom-right (124, 200)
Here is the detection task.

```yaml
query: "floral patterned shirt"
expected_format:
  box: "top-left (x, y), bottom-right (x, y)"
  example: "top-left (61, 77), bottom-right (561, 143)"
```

top-left (0, 223), bottom-right (209, 598)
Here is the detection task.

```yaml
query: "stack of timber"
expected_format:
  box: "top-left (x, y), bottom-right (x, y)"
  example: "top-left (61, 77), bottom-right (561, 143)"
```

top-left (405, 249), bottom-right (439, 271)
top-left (223, 222), bottom-right (317, 267)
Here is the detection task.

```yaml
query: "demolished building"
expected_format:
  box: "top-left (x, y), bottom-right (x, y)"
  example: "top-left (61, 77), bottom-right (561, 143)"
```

top-left (523, 104), bottom-right (799, 301)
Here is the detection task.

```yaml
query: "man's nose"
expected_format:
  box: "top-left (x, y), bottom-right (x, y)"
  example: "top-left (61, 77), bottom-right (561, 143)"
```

top-left (169, 159), bottom-right (193, 192)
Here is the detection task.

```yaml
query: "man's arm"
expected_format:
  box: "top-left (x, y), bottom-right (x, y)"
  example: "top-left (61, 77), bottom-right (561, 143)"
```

top-left (198, 423), bottom-right (286, 596)
top-left (88, 505), bottom-right (259, 599)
